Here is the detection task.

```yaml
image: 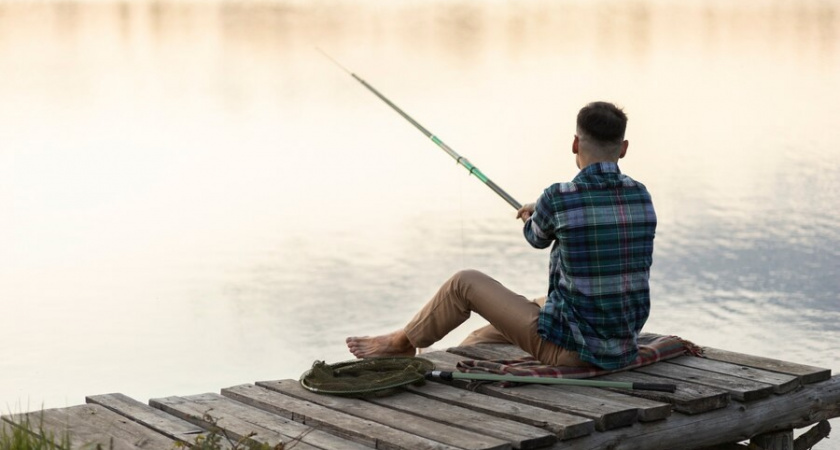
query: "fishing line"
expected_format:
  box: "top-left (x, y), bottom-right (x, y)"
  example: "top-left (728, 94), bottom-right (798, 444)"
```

top-left (317, 48), bottom-right (522, 211)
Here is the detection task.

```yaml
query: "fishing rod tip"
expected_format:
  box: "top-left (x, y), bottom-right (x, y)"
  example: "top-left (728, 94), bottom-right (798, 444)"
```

top-left (315, 47), bottom-right (352, 75)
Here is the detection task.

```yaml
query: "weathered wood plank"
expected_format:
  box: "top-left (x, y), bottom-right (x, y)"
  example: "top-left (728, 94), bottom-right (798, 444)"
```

top-left (634, 362), bottom-right (775, 401)
top-left (222, 383), bottom-right (458, 450)
top-left (150, 394), bottom-right (322, 450)
top-left (368, 389), bottom-right (556, 449)
top-left (430, 345), bottom-right (671, 422)
top-left (421, 351), bottom-right (595, 438)
top-left (701, 347), bottom-right (831, 384)
top-left (540, 385), bottom-right (672, 422)
top-left (421, 351), bottom-right (635, 431)
top-left (404, 381), bottom-right (594, 440)
top-left (593, 371), bottom-right (730, 414)
top-left (547, 375), bottom-right (840, 450)
top-left (666, 356), bottom-right (801, 394)
top-left (433, 348), bottom-right (720, 418)
top-left (181, 393), bottom-right (370, 450)
top-left (473, 383), bottom-right (640, 431)
top-left (3, 404), bottom-right (175, 449)
top-left (256, 379), bottom-right (512, 450)
top-left (444, 345), bottom-right (680, 421)
top-left (86, 393), bottom-right (206, 443)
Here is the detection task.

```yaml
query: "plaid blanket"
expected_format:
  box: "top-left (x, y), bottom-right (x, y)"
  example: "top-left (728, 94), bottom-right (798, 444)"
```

top-left (456, 333), bottom-right (702, 379)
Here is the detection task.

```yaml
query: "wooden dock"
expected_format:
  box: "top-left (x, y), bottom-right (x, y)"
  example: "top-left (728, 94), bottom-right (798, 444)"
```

top-left (3, 339), bottom-right (839, 450)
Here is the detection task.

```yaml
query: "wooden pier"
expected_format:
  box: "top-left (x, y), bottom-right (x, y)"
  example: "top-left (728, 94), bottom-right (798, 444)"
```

top-left (3, 338), bottom-right (839, 450)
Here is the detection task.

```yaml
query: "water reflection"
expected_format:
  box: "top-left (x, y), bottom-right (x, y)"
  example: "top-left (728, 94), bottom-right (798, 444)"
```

top-left (0, 4), bottom-right (838, 441)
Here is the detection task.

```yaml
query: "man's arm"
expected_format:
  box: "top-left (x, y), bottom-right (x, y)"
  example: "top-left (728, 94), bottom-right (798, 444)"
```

top-left (521, 195), bottom-right (554, 249)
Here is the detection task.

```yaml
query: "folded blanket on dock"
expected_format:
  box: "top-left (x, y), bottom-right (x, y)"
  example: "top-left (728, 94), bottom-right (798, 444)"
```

top-left (456, 333), bottom-right (703, 380)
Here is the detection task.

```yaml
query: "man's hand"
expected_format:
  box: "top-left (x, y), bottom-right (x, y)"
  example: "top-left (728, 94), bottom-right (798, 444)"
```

top-left (516, 203), bottom-right (536, 222)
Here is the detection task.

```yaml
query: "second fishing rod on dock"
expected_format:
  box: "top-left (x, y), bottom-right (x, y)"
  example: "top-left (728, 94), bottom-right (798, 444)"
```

top-left (318, 49), bottom-right (522, 211)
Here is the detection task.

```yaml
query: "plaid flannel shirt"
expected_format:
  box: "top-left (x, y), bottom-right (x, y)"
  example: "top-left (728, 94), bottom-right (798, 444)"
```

top-left (524, 162), bottom-right (656, 369)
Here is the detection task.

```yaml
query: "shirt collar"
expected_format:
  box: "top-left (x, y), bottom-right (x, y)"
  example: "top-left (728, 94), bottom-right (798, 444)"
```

top-left (576, 162), bottom-right (621, 179)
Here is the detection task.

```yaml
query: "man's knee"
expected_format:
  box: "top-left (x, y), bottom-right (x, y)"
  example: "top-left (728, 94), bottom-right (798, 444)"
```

top-left (450, 269), bottom-right (489, 288)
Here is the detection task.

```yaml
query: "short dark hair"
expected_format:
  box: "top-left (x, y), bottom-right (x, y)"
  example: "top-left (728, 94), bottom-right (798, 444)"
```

top-left (577, 102), bottom-right (628, 144)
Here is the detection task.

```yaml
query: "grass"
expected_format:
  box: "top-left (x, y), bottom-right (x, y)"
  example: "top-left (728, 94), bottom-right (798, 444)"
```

top-left (174, 411), bottom-right (286, 450)
top-left (1, 409), bottom-right (303, 450)
top-left (0, 412), bottom-right (71, 450)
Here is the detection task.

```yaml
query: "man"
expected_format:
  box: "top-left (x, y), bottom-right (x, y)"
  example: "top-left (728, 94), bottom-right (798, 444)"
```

top-left (346, 101), bottom-right (656, 370)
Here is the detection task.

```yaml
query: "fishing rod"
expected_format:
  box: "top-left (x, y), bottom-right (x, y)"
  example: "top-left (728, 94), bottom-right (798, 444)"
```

top-left (318, 49), bottom-right (522, 211)
top-left (426, 370), bottom-right (677, 392)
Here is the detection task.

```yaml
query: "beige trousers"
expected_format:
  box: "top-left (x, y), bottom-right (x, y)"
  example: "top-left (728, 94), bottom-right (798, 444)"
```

top-left (403, 269), bottom-right (591, 367)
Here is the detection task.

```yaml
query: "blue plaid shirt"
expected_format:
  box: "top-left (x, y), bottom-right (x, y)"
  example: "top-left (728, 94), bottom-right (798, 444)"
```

top-left (524, 162), bottom-right (656, 369)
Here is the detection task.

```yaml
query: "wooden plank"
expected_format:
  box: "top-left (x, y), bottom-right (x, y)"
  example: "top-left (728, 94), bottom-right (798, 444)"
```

top-left (444, 345), bottom-right (685, 420)
top-left (404, 381), bottom-right (594, 440)
top-left (150, 394), bottom-right (322, 450)
top-left (222, 383), bottom-right (459, 450)
top-left (665, 356), bottom-right (801, 394)
top-left (86, 393), bottom-right (207, 443)
top-left (432, 349), bottom-right (724, 417)
top-left (548, 375), bottom-right (840, 450)
top-left (593, 371), bottom-right (730, 414)
top-left (255, 380), bottom-right (512, 450)
top-left (177, 393), bottom-right (370, 450)
top-left (367, 389), bottom-right (557, 449)
top-left (440, 352), bottom-right (671, 421)
top-left (473, 383), bottom-right (640, 431)
top-left (701, 347), bottom-right (831, 384)
top-left (3, 404), bottom-right (176, 449)
top-left (537, 385), bottom-right (672, 422)
top-left (423, 350), bottom-right (648, 431)
top-left (634, 362), bottom-right (775, 402)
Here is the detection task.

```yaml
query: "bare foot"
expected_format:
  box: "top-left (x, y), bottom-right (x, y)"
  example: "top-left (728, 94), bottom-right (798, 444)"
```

top-left (346, 330), bottom-right (416, 359)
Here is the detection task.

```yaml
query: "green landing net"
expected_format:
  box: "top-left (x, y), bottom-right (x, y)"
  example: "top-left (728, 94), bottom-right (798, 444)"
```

top-left (299, 356), bottom-right (677, 397)
top-left (299, 357), bottom-right (435, 398)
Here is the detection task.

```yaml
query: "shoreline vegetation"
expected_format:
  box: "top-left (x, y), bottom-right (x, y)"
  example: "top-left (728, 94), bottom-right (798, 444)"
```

top-left (0, 410), bottom-right (297, 450)
top-left (0, 412), bottom-right (70, 450)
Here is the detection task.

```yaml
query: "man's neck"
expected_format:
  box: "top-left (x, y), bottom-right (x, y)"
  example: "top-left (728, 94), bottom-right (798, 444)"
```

top-left (578, 156), bottom-right (619, 170)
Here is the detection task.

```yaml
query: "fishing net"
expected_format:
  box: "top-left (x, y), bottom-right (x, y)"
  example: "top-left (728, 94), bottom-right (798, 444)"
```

top-left (299, 357), bottom-right (435, 398)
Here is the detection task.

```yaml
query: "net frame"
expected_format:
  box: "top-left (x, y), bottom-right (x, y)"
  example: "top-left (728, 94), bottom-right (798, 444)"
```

top-left (299, 357), bottom-right (436, 397)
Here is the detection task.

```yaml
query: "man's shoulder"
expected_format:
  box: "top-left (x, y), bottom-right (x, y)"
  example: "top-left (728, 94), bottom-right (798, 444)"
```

top-left (545, 181), bottom-right (579, 195)
top-left (618, 173), bottom-right (650, 190)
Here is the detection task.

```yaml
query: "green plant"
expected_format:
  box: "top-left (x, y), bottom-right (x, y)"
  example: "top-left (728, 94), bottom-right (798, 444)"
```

top-left (174, 410), bottom-right (308, 450)
top-left (0, 413), bottom-right (70, 450)
top-left (2, 408), bottom-right (308, 450)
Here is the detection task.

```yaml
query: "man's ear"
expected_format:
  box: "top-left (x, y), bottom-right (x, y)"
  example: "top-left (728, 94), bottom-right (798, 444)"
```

top-left (573, 135), bottom-right (580, 154)
top-left (619, 140), bottom-right (629, 159)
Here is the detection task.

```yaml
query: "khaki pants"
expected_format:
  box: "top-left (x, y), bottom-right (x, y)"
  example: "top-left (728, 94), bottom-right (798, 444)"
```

top-left (403, 269), bottom-right (590, 367)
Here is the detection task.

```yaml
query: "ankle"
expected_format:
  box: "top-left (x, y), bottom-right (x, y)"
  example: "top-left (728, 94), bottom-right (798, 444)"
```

top-left (393, 330), bottom-right (415, 352)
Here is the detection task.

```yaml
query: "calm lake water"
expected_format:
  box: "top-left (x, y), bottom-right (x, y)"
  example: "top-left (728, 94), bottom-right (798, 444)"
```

top-left (2, 0), bottom-right (839, 441)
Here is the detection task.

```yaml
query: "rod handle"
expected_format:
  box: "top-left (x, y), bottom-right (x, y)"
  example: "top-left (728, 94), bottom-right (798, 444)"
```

top-left (425, 370), bottom-right (453, 381)
top-left (632, 382), bottom-right (677, 393)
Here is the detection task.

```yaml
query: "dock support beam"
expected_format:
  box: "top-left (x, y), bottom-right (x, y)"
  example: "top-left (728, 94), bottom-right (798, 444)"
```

top-left (751, 430), bottom-right (793, 450)
top-left (793, 420), bottom-right (831, 450)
